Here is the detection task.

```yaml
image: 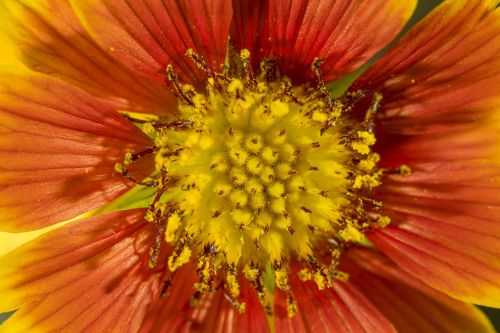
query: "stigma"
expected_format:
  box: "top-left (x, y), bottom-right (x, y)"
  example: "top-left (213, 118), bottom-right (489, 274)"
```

top-left (116, 49), bottom-right (400, 316)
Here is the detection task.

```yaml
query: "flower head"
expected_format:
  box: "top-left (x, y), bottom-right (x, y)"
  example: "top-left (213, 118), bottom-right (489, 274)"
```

top-left (0, 0), bottom-right (499, 332)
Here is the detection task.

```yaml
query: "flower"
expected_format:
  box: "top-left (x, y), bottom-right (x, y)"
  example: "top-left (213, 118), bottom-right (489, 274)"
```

top-left (0, 0), bottom-right (499, 332)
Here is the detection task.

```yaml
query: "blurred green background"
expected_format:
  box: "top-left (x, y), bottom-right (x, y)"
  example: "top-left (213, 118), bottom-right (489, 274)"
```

top-left (0, 0), bottom-right (499, 330)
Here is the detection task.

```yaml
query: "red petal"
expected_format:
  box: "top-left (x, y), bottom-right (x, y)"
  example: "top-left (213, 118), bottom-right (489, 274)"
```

top-left (354, 0), bottom-right (499, 135)
top-left (344, 248), bottom-right (496, 333)
top-left (0, 209), bottom-right (162, 333)
top-left (369, 218), bottom-right (500, 307)
top-left (380, 161), bottom-right (500, 205)
top-left (230, 0), bottom-right (270, 69)
top-left (231, 0), bottom-right (416, 83)
top-left (140, 272), bottom-right (270, 333)
top-left (0, 75), bottom-right (152, 231)
top-left (274, 276), bottom-right (396, 333)
top-left (377, 124), bottom-right (500, 167)
top-left (72, 0), bottom-right (233, 85)
top-left (3, 0), bottom-right (175, 114)
top-left (372, 158), bottom-right (500, 307)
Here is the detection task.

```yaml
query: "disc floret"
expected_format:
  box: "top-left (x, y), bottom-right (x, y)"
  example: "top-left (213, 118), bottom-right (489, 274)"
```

top-left (115, 50), bottom-right (397, 315)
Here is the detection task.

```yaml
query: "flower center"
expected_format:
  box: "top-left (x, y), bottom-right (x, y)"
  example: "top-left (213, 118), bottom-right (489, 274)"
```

top-left (116, 50), bottom-right (404, 315)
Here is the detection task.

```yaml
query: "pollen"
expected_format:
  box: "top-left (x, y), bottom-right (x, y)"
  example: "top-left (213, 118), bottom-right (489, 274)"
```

top-left (118, 49), bottom-right (396, 315)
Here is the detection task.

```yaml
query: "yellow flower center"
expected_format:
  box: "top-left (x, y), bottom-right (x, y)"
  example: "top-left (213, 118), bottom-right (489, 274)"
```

top-left (116, 50), bottom-right (404, 315)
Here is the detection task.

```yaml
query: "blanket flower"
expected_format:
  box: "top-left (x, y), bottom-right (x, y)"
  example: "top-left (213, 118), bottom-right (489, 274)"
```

top-left (0, 0), bottom-right (499, 332)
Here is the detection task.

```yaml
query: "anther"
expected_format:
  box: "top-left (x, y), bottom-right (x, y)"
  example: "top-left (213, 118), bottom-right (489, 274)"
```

top-left (159, 272), bottom-right (176, 300)
top-left (223, 291), bottom-right (246, 313)
top-left (363, 92), bottom-right (383, 133)
top-left (185, 48), bottom-right (216, 79)
top-left (311, 57), bottom-right (334, 108)
top-left (148, 232), bottom-right (163, 268)
top-left (166, 65), bottom-right (195, 107)
top-left (300, 206), bottom-right (312, 214)
top-left (240, 49), bottom-right (256, 86)
top-left (308, 225), bottom-right (317, 233)
top-left (260, 58), bottom-right (279, 82)
top-left (152, 119), bottom-right (194, 130)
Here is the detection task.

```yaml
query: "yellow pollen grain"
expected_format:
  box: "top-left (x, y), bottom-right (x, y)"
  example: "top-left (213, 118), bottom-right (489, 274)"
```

top-left (168, 246), bottom-right (192, 272)
top-left (275, 268), bottom-right (289, 290)
top-left (286, 296), bottom-right (298, 317)
top-left (243, 266), bottom-right (260, 281)
top-left (339, 223), bottom-right (365, 243)
top-left (165, 213), bottom-right (181, 243)
top-left (227, 271), bottom-right (240, 297)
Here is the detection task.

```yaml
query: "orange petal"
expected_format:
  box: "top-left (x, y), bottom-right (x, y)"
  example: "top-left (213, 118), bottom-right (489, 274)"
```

top-left (368, 211), bottom-right (500, 307)
top-left (231, 0), bottom-right (416, 83)
top-left (380, 161), bottom-right (500, 205)
top-left (0, 209), bottom-right (163, 332)
top-left (344, 248), bottom-right (495, 333)
top-left (72, 0), bottom-right (233, 86)
top-left (1, 0), bottom-right (175, 114)
top-left (0, 74), bottom-right (152, 231)
top-left (377, 124), bottom-right (500, 167)
top-left (140, 269), bottom-right (270, 333)
top-left (354, 0), bottom-right (499, 135)
top-left (371, 162), bottom-right (500, 308)
top-left (274, 275), bottom-right (396, 332)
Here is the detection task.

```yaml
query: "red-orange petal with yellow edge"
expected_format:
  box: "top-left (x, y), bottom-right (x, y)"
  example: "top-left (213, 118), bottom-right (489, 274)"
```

top-left (140, 268), bottom-right (270, 333)
top-left (353, 0), bottom-right (499, 135)
top-left (274, 275), bottom-right (396, 332)
top-left (1, 0), bottom-right (176, 115)
top-left (343, 248), bottom-right (495, 333)
top-left (0, 74), bottom-right (152, 232)
top-left (0, 209), bottom-right (163, 333)
top-left (231, 0), bottom-right (416, 84)
top-left (368, 203), bottom-right (500, 307)
top-left (71, 0), bottom-right (233, 86)
top-left (371, 161), bottom-right (500, 306)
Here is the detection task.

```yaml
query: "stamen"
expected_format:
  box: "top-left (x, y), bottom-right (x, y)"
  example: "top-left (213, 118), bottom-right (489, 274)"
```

top-left (166, 64), bottom-right (195, 107)
top-left (159, 272), bottom-right (176, 300)
top-left (363, 92), bottom-right (383, 133)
